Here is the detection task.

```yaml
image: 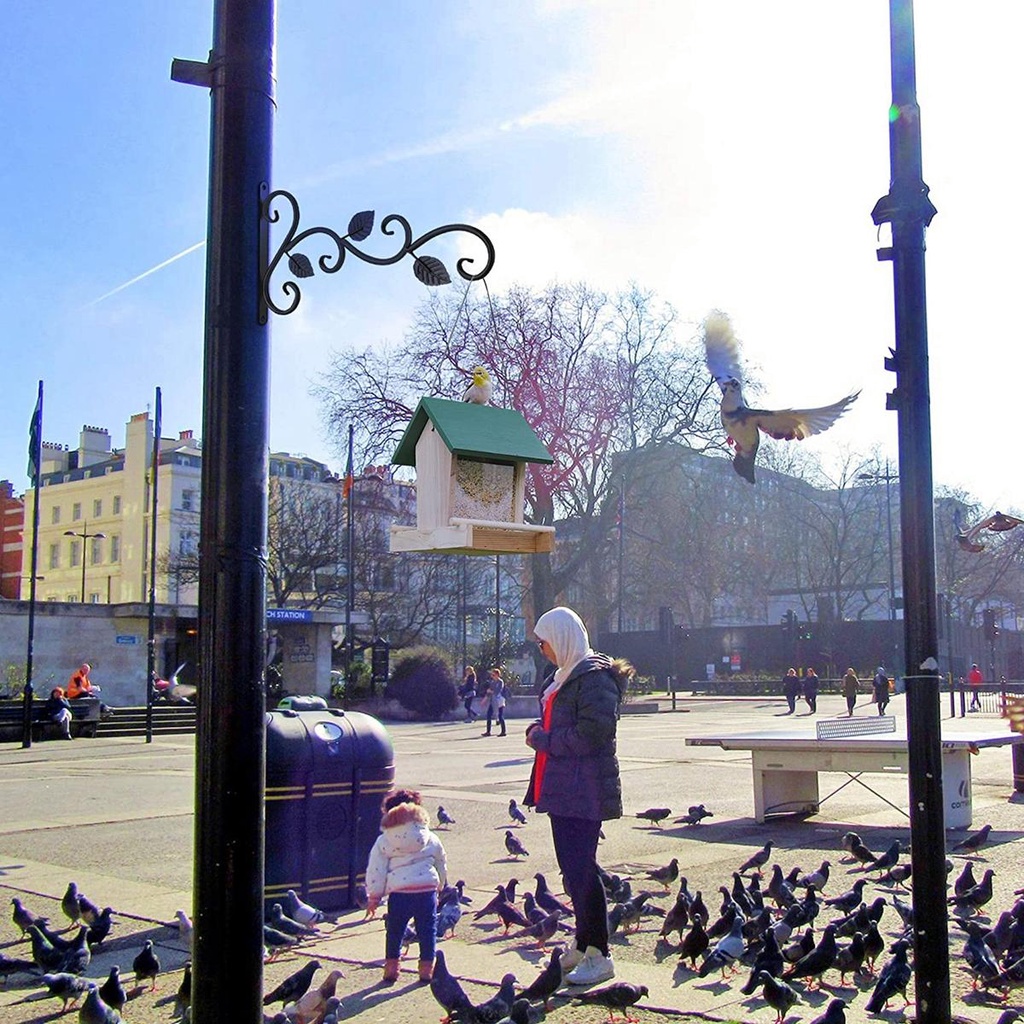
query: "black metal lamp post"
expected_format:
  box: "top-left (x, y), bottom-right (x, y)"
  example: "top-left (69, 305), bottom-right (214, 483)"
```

top-left (63, 522), bottom-right (106, 603)
top-left (172, 4), bottom-right (496, 1020)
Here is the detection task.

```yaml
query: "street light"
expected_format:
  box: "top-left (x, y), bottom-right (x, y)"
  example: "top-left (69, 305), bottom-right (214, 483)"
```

top-left (63, 521), bottom-right (106, 603)
top-left (859, 463), bottom-right (899, 620)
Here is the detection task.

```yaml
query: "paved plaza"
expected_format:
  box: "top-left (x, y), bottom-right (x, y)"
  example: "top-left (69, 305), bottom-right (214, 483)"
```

top-left (0, 692), bottom-right (1021, 1023)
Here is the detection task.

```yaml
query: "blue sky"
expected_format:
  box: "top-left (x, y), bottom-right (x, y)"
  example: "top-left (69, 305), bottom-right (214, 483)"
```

top-left (3, 2), bottom-right (1022, 513)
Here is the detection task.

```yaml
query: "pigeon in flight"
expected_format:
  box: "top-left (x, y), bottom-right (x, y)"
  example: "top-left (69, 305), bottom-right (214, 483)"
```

top-left (505, 831), bottom-right (529, 859)
top-left (437, 805), bottom-right (456, 828)
top-left (703, 311), bottom-right (858, 484)
top-left (508, 799), bottom-right (528, 826)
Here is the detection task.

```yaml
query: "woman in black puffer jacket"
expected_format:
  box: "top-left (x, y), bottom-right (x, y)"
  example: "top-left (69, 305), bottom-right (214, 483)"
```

top-left (524, 606), bottom-right (634, 986)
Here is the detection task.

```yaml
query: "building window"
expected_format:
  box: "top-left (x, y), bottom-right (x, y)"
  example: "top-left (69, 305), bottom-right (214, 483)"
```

top-left (112, 495), bottom-right (121, 514)
top-left (90, 537), bottom-right (103, 565)
top-left (110, 535), bottom-right (120, 562)
top-left (93, 498), bottom-right (103, 518)
top-left (182, 489), bottom-right (195, 511)
top-left (88, 592), bottom-right (101, 604)
top-left (51, 506), bottom-right (61, 525)
top-left (72, 502), bottom-right (82, 521)
top-left (69, 540), bottom-right (81, 568)
top-left (179, 530), bottom-right (198, 556)
top-left (49, 543), bottom-right (60, 570)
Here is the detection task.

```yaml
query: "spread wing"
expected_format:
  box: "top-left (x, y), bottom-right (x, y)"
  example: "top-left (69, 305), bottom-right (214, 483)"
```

top-left (703, 311), bottom-right (744, 387)
top-left (742, 392), bottom-right (860, 441)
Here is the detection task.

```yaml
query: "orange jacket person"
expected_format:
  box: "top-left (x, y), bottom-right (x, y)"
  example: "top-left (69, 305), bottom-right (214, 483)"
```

top-left (67, 663), bottom-right (100, 699)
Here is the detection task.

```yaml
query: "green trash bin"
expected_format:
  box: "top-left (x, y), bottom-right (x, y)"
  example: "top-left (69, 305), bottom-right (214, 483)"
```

top-left (265, 707), bottom-right (394, 912)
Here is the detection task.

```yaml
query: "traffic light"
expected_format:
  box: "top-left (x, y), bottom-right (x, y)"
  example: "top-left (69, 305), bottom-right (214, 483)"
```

top-left (983, 608), bottom-right (1000, 640)
top-left (780, 610), bottom-right (797, 640)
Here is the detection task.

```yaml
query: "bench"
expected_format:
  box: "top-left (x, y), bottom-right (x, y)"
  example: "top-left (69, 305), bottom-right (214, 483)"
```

top-left (816, 715), bottom-right (896, 741)
top-left (0, 697), bottom-right (102, 742)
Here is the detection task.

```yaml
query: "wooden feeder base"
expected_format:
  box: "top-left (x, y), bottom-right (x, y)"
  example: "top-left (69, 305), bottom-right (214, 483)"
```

top-left (390, 518), bottom-right (555, 555)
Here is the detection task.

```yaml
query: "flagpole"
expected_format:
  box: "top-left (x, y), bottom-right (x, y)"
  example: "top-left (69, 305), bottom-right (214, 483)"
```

top-left (145, 387), bottom-right (162, 744)
top-left (23, 380), bottom-right (43, 749)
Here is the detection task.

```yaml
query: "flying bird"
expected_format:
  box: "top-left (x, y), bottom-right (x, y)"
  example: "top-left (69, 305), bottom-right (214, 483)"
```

top-left (508, 799), bottom-right (528, 825)
top-left (574, 982), bottom-right (649, 1022)
top-left (703, 311), bottom-right (858, 484)
top-left (505, 831), bottom-right (529, 859)
top-left (462, 366), bottom-right (493, 405)
top-left (955, 511), bottom-right (1024, 552)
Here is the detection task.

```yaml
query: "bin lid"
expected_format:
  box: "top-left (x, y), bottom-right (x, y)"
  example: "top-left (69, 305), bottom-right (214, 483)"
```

top-left (266, 708), bottom-right (394, 776)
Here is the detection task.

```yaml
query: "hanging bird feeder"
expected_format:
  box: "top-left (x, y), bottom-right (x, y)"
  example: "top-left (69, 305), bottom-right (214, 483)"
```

top-left (389, 397), bottom-right (555, 555)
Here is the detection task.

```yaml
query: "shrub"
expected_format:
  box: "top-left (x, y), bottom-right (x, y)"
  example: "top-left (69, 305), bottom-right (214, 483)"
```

top-left (384, 647), bottom-right (457, 720)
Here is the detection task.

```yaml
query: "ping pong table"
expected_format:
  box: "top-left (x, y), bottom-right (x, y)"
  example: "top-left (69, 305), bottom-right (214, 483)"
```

top-left (685, 720), bottom-right (1024, 827)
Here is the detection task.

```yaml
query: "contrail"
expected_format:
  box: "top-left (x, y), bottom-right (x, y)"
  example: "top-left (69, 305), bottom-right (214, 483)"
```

top-left (87, 240), bottom-right (206, 306)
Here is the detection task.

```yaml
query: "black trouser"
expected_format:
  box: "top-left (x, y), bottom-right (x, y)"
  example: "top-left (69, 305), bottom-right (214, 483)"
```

top-left (845, 695), bottom-right (856, 715)
top-left (550, 815), bottom-right (608, 956)
top-left (485, 705), bottom-right (506, 735)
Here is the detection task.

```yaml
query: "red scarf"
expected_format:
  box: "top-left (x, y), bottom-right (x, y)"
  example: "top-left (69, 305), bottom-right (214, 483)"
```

top-left (530, 688), bottom-right (558, 803)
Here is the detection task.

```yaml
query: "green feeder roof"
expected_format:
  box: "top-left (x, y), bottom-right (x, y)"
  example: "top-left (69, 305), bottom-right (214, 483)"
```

top-left (392, 397), bottom-right (554, 468)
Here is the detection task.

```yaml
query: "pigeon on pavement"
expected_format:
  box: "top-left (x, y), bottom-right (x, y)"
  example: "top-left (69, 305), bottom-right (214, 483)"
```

top-left (11, 896), bottom-right (46, 935)
top-left (508, 799), bottom-right (528, 826)
top-left (646, 858), bottom-right (680, 890)
top-left (437, 805), bottom-right (456, 828)
top-left (285, 969), bottom-right (343, 1024)
top-left (283, 890), bottom-right (324, 927)
top-left (510, 910), bottom-right (563, 947)
top-left (505, 831), bottom-right (529, 859)
top-left (79, 984), bottom-right (123, 1024)
top-left (41, 972), bottom-right (90, 1012)
top-left (959, 920), bottom-right (1001, 989)
top-left (268, 902), bottom-right (317, 936)
top-left (823, 879), bottom-right (868, 915)
top-left (740, 929), bottom-right (785, 994)
top-left (86, 907), bottom-right (115, 947)
top-left (574, 982), bottom-right (649, 1022)
top-left (517, 947), bottom-right (562, 1008)
top-left (785, 924), bottom-right (838, 990)
top-left (132, 939), bottom-right (160, 991)
top-left (59, 925), bottom-right (91, 975)
top-left (834, 931), bottom-right (867, 985)
top-left (739, 841), bottom-right (774, 876)
top-left (534, 874), bottom-right (573, 916)
top-left (430, 949), bottom-right (473, 1023)
top-left (474, 886), bottom-right (511, 921)
top-left (949, 868), bottom-right (996, 915)
top-left (843, 833), bottom-right (878, 868)
top-left (264, 924), bottom-right (299, 957)
top-left (509, 998), bottom-right (545, 1024)
top-left (176, 963), bottom-right (192, 1015)
top-left (467, 972), bottom-right (517, 1024)
top-left (953, 823), bottom-right (993, 854)
top-left (675, 804), bottom-right (714, 825)
top-left (264, 959), bottom-right (321, 1007)
top-left (61, 882), bottom-right (81, 925)
top-left (27, 924), bottom-right (65, 973)
top-left (437, 899), bottom-right (463, 938)
top-left (796, 861), bottom-right (830, 892)
top-left (954, 861), bottom-right (978, 898)
top-left (635, 807), bottom-right (672, 827)
top-left (699, 914), bottom-right (745, 978)
top-left (98, 965), bottom-right (127, 1014)
top-left (758, 970), bottom-right (801, 1024)
top-left (77, 892), bottom-right (101, 925)
top-left (678, 918), bottom-right (710, 968)
top-left (809, 998), bottom-right (847, 1024)
top-left (869, 841), bottom-right (902, 874)
top-left (865, 939), bottom-right (912, 1012)
top-left (495, 901), bottom-right (532, 934)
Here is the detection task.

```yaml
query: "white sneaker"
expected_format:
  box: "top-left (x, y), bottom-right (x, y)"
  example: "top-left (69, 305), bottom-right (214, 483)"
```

top-left (565, 947), bottom-right (615, 985)
top-left (560, 947), bottom-right (585, 978)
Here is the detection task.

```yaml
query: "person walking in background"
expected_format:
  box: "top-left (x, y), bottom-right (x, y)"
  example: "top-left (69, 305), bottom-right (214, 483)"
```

top-left (842, 668), bottom-right (860, 717)
top-left (968, 663), bottom-right (983, 712)
top-left (45, 687), bottom-right (74, 739)
top-left (802, 667), bottom-right (819, 713)
top-left (872, 665), bottom-right (890, 715)
top-left (365, 787), bottom-right (447, 985)
top-left (782, 668), bottom-right (800, 714)
top-left (482, 667), bottom-right (507, 737)
top-left (525, 606), bottom-right (633, 986)
top-left (458, 666), bottom-right (478, 721)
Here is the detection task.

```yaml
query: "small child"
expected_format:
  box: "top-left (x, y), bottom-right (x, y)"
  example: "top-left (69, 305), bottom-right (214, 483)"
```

top-left (365, 787), bottom-right (447, 985)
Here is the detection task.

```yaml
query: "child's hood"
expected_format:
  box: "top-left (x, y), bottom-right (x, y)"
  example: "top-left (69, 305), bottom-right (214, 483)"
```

top-left (379, 802), bottom-right (433, 853)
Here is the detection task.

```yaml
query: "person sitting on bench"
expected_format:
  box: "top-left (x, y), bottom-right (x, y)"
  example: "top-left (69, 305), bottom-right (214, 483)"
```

top-left (45, 687), bottom-right (74, 740)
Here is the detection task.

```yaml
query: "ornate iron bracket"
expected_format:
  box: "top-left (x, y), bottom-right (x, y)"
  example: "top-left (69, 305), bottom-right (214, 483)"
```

top-left (259, 186), bottom-right (496, 321)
